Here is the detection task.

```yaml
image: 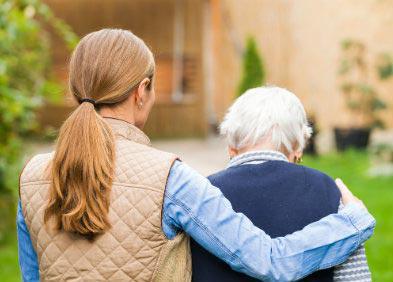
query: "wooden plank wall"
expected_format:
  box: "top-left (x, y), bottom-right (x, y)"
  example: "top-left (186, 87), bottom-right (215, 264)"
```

top-left (40, 0), bottom-right (207, 138)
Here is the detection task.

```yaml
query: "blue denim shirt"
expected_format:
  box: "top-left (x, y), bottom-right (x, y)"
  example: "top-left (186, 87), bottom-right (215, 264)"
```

top-left (17, 160), bottom-right (375, 282)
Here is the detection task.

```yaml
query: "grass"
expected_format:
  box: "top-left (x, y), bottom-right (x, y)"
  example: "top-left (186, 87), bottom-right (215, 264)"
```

top-left (0, 235), bottom-right (20, 282)
top-left (304, 150), bottom-right (393, 281)
top-left (0, 150), bottom-right (392, 281)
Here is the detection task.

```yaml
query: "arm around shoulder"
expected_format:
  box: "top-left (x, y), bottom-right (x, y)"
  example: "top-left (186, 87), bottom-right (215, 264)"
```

top-left (163, 161), bottom-right (376, 281)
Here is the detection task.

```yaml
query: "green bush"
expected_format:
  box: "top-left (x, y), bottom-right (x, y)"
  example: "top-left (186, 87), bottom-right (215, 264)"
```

top-left (0, 0), bottom-right (77, 191)
top-left (0, 0), bottom-right (77, 241)
top-left (237, 37), bottom-right (265, 97)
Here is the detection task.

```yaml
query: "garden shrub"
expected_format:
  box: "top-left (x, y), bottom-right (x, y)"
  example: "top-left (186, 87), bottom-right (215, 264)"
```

top-left (237, 37), bottom-right (265, 97)
top-left (0, 0), bottom-right (77, 242)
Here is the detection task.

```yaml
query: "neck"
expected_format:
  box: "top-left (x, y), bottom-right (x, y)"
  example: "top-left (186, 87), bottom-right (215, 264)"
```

top-left (99, 106), bottom-right (136, 126)
top-left (233, 142), bottom-right (297, 163)
top-left (238, 142), bottom-right (279, 155)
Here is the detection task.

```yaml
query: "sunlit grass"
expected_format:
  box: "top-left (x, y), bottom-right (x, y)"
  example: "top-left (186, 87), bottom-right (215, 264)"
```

top-left (0, 235), bottom-right (20, 282)
top-left (304, 150), bottom-right (393, 281)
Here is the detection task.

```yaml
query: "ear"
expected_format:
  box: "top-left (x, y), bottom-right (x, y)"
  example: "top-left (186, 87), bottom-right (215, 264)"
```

top-left (135, 78), bottom-right (151, 103)
top-left (292, 150), bottom-right (304, 163)
top-left (294, 150), bottom-right (303, 159)
top-left (288, 149), bottom-right (301, 163)
top-left (228, 147), bottom-right (239, 159)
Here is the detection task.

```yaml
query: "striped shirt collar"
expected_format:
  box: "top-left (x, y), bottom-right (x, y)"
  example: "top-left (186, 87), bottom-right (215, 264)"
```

top-left (228, 150), bottom-right (289, 168)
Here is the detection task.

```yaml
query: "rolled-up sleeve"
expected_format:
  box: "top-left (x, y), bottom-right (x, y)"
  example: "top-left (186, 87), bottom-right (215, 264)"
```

top-left (333, 203), bottom-right (372, 281)
top-left (162, 161), bottom-right (376, 281)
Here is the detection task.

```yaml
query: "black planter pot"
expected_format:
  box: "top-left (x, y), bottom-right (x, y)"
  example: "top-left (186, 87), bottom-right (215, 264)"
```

top-left (304, 119), bottom-right (318, 155)
top-left (334, 127), bottom-right (371, 151)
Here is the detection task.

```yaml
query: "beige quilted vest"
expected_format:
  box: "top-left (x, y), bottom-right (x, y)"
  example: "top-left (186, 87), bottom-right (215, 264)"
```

top-left (19, 118), bottom-right (191, 282)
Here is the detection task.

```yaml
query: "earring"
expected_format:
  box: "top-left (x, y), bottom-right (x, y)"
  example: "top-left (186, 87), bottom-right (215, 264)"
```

top-left (295, 156), bottom-right (303, 164)
top-left (138, 102), bottom-right (143, 109)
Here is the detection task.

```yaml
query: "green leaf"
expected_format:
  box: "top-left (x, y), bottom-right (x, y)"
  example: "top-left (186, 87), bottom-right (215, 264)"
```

top-left (377, 53), bottom-right (393, 80)
top-left (347, 100), bottom-right (361, 110)
top-left (341, 39), bottom-right (353, 50)
top-left (338, 59), bottom-right (352, 75)
top-left (0, 0), bottom-right (78, 194)
top-left (356, 83), bottom-right (376, 96)
top-left (371, 98), bottom-right (387, 111)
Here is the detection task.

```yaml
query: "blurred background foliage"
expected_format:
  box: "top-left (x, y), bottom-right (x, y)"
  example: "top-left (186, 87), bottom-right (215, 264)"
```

top-left (0, 0), bottom-right (78, 242)
top-left (237, 37), bottom-right (265, 97)
top-left (377, 53), bottom-right (393, 80)
top-left (339, 39), bottom-right (388, 129)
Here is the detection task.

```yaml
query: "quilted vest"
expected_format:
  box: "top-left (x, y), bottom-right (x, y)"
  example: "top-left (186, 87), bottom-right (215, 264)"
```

top-left (19, 118), bottom-right (192, 282)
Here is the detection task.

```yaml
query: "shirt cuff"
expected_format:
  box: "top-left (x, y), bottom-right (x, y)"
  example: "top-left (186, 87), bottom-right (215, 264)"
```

top-left (339, 203), bottom-right (376, 240)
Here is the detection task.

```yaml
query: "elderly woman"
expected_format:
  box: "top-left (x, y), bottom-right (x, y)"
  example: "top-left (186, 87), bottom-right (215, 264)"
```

top-left (191, 86), bottom-right (371, 282)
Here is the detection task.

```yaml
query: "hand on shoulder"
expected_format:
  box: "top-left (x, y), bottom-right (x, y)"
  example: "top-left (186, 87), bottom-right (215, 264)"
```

top-left (335, 178), bottom-right (367, 211)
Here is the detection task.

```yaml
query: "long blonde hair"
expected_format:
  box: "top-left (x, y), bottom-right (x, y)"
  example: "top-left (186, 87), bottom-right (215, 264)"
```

top-left (44, 29), bottom-right (155, 239)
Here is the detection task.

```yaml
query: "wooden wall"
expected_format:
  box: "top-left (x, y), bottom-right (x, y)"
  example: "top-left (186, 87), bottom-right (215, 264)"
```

top-left (41, 0), bottom-right (207, 138)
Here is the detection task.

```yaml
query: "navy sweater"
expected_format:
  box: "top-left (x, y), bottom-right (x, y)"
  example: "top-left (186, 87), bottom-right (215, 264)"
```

top-left (191, 161), bottom-right (341, 282)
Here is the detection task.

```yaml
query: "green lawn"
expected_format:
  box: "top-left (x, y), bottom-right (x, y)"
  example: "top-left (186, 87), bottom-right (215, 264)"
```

top-left (0, 150), bottom-right (392, 281)
top-left (0, 235), bottom-right (19, 282)
top-left (304, 151), bottom-right (393, 281)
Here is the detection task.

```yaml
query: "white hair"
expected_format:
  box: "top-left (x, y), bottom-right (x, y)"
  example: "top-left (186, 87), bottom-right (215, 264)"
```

top-left (220, 86), bottom-right (312, 153)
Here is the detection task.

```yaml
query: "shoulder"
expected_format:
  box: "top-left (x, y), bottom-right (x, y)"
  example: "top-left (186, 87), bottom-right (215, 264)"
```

top-left (166, 160), bottom-right (214, 203)
top-left (114, 140), bottom-right (179, 187)
top-left (207, 162), bottom-right (275, 187)
top-left (116, 139), bottom-right (177, 163)
top-left (300, 165), bottom-right (341, 206)
top-left (207, 169), bottom-right (228, 182)
top-left (207, 166), bottom-right (242, 186)
top-left (207, 161), bottom-right (295, 183)
top-left (300, 165), bottom-right (337, 188)
top-left (168, 160), bottom-right (204, 184)
top-left (208, 162), bottom-right (341, 205)
top-left (272, 161), bottom-right (338, 188)
top-left (20, 152), bottom-right (54, 184)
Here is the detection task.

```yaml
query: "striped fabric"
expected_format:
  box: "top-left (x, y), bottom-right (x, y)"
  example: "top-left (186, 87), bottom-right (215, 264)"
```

top-left (229, 150), bottom-right (372, 282)
top-left (228, 150), bottom-right (288, 168)
top-left (334, 246), bottom-right (371, 281)
top-left (335, 204), bottom-right (372, 281)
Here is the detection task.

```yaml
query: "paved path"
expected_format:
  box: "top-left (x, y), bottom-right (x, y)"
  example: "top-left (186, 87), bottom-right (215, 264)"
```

top-left (153, 136), bottom-right (228, 176)
top-left (29, 136), bottom-right (228, 177)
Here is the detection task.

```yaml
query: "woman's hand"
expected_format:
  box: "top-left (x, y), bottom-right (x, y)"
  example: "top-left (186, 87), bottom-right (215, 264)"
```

top-left (335, 178), bottom-right (367, 211)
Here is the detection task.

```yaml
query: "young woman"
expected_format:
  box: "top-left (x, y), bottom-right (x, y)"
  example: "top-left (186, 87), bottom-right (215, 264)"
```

top-left (191, 86), bottom-right (371, 282)
top-left (17, 29), bottom-right (375, 281)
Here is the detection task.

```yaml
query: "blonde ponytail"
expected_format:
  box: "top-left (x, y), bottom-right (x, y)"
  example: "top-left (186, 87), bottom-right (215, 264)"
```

top-left (44, 102), bottom-right (115, 238)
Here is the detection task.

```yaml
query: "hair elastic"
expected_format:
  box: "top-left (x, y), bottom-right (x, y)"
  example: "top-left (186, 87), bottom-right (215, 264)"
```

top-left (80, 98), bottom-right (96, 106)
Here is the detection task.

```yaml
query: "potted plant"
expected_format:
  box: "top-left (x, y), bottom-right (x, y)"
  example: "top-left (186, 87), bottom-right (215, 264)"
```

top-left (335, 39), bottom-right (387, 151)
